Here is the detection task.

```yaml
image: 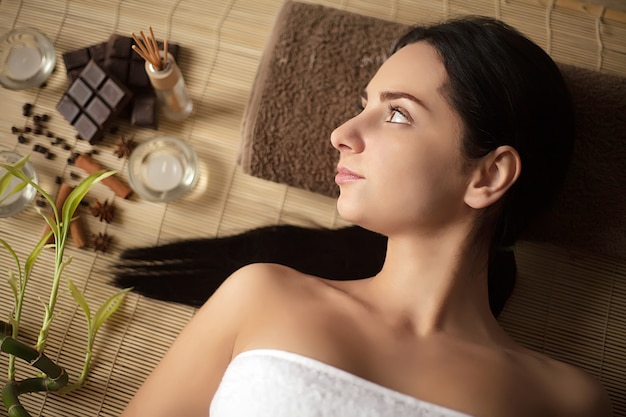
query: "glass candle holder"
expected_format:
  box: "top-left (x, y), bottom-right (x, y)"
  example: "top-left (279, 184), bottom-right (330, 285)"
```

top-left (0, 27), bottom-right (56, 90)
top-left (0, 151), bottom-right (38, 218)
top-left (128, 136), bottom-right (198, 202)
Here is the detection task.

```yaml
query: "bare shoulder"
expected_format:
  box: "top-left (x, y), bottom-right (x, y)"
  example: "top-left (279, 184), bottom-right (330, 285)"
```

top-left (519, 348), bottom-right (613, 417)
top-left (188, 263), bottom-right (308, 347)
top-left (121, 265), bottom-right (310, 417)
top-left (551, 358), bottom-right (613, 417)
top-left (223, 262), bottom-right (322, 300)
top-left (216, 262), bottom-right (330, 323)
top-left (224, 263), bottom-right (356, 355)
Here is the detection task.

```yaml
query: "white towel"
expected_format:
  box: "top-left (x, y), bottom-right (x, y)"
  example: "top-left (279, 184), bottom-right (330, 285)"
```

top-left (210, 349), bottom-right (474, 417)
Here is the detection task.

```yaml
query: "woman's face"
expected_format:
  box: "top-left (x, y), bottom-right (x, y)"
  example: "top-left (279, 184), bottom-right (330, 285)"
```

top-left (330, 41), bottom-right (471, 236)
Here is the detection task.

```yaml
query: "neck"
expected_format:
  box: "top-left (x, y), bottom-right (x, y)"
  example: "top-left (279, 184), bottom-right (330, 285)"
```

top-left (364, 225), bottom-right (502, 342)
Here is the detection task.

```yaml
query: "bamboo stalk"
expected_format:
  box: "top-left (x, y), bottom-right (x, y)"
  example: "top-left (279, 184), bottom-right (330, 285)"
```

top-left (0, 332), bottom-right (69, 417)
top-left (2, 375), bottom-right (69, 417)
top-left (0, 321), bottom-right (11, 337)
top-left (0, 335), bottom-right (66, 381)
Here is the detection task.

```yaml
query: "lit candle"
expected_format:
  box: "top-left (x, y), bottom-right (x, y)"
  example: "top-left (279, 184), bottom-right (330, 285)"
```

top-left (6, 45), bottom-right (42, 81)
top-left (143, 153), bottom-right (184, 192)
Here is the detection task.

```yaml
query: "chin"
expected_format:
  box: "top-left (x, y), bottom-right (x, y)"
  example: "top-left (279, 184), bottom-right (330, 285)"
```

top-left (337, 201), bottom-right (373, 231)
top-left (336, 196), bottom-right (358, 221)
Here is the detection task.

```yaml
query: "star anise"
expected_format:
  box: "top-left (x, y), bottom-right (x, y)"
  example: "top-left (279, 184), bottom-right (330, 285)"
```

top-left (92, 232), bottom-right (112, 253)
top-left (113, 135), bottom-right (137, 159)
top-left (90, 199), bottom-right (115, 223)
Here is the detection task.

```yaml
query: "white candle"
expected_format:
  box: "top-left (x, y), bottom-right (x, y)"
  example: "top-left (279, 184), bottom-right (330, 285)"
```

top-left (0, 170), bottom-right (24, 206)
top-left (6, 45), bottom-right (42, 81)
top-left (143, 153), bottom-right (184, 192)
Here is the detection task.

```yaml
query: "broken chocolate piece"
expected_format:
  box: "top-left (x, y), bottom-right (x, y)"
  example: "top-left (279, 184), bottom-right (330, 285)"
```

top-left (56, 61), bottom-right (132, 143)
top-left (131, 94), bottom-right (158, 129)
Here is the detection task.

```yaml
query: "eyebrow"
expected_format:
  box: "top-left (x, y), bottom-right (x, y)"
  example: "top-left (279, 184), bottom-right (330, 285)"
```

top-left (361, 90), bottom-right (431, 112)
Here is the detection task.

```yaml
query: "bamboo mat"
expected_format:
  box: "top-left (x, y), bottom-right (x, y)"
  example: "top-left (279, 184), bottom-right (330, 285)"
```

top-left (0, 0), bottom-right (624, 416)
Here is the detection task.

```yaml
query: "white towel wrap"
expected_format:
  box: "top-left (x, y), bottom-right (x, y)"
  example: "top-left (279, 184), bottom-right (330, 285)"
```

top-left (210, 349), bottom-right (474, 417)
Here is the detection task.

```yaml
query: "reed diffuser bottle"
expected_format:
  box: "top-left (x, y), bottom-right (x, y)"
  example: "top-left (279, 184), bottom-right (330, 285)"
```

top-left (145, 52), bottom-right (193, 121)
top-left (132, 28), bottom-right (193, 121)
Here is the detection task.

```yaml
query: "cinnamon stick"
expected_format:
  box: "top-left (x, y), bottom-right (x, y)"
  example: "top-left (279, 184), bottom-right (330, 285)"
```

top-left (75, 154), bottom-right (133, 199)
top-left (70, 214), bottom-right (87, 249)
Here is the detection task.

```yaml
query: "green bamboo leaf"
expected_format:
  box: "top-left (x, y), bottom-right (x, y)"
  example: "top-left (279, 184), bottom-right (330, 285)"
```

top-left (0, 154), bottom-right (28, 170)
top-left (0, 172), bottom-right (13, 197)
top-left (0, 157), bottom-right (30, 191)
top-left (1, 161), bottom-right (54, 226)
top-left (40, 304), bottom-right (52, 332)
top-left (92, 289), bottom-right (130, 335)
top-left (0, 238), bottom-right (19, 267)
top-left (0, 156), bottom-right (28, 203)
top-left (0, 238), bottom-right (21, 285)
top-left (33, 186), bottom-right (55, 212)
top-left (61, 171), bottom-right (116, 228)
top-left (67, 280), bottom-right (91, 324)
top-left (24, 233), bottom-right (50, 280)
top-left (0, 181), bottom-right (28, 206)
top-left (2, 159), bottom-right (56, 220)
top-left (39, 214), bottom-right (59, 242)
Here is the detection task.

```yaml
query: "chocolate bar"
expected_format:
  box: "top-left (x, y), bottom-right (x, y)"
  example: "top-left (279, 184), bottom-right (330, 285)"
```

top-left (61, 34), bottom-right (180, 129)
top-left (56, 61), bottom-right (133, 143)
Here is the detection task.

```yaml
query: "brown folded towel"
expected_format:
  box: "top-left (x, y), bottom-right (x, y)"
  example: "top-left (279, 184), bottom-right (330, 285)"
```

top-left (239, 1), bottom-right (408, 197)
top-left (523, 64), bottom-right (626, 258)
top-left (240, 1), bottom-right (626, 260)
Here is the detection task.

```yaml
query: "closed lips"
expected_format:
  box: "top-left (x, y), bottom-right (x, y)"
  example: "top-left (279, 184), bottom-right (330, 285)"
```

top-left (335, 166), bottom-right (364, 184)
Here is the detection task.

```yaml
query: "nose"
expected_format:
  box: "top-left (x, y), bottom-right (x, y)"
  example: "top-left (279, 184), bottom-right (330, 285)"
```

top-left (330, 114), bottom-right (365, 153)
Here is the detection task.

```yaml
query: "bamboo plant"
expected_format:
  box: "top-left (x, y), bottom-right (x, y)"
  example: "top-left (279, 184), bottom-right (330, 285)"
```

top-left (0, 155), bottom-right (130, 417)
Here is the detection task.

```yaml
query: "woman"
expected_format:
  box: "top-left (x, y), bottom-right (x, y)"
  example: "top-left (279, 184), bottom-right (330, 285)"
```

top-left (121, 16), bottom-right (612, 417)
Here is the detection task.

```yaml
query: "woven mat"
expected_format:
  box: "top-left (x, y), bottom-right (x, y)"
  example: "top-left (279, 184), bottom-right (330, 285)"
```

top-left (0, 0), bottom-right (624, 416)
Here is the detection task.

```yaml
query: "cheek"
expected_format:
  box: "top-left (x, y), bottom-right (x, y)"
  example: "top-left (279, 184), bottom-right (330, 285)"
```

top-left (380, 148), bottom-right (466, 211)
top-left (378, 147), bottom-right (447, 193)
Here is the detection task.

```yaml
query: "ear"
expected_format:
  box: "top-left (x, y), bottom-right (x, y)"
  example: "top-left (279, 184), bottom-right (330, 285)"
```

top-left (464, 146), bottom-right (521, 210)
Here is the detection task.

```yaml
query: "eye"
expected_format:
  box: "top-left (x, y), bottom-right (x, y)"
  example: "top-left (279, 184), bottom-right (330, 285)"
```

top-left (356, 100), bottom-right (366, 115)
top-left (387, 105), bottom-right (410, 124)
